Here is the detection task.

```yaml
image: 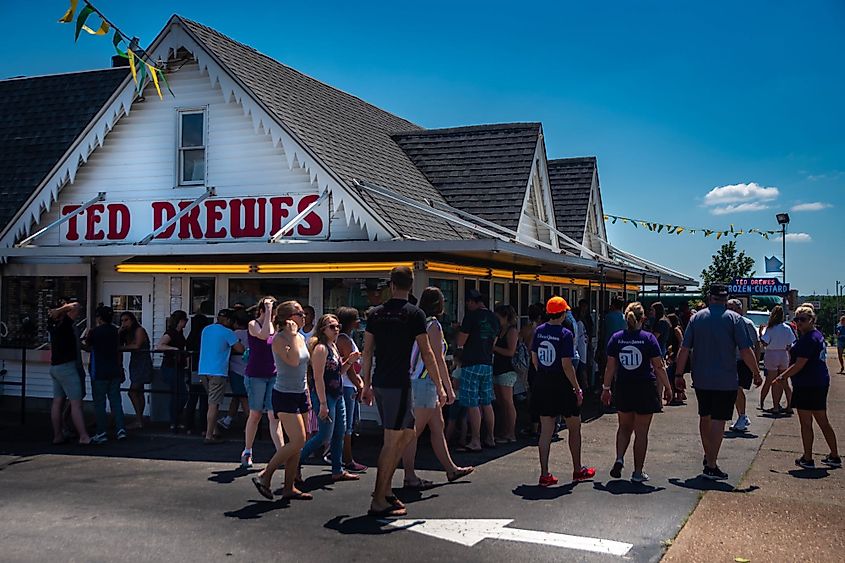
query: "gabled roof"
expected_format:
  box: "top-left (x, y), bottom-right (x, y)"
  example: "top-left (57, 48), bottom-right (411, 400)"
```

top-left (392, 123), bottom-right (540, 231)
top-left (0, 68), bottom-right (128, 231)
top-left (178, 17), bottom-right (465, 240)
top-left (547, 157), bottom-right (596, 245)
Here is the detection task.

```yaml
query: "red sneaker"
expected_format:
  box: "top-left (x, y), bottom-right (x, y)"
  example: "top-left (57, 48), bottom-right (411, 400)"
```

top-left (573, 466), bottom-right (596, 482)
top-left (538, 473), bottom-right (559, 487)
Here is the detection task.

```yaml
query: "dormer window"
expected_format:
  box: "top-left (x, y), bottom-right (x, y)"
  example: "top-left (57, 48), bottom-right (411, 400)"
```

top-left (177, 109), bottom-right (206, 185)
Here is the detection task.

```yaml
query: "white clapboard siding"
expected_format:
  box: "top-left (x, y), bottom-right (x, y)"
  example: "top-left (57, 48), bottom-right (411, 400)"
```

top-left (35, 62), bottom-right (364, 244)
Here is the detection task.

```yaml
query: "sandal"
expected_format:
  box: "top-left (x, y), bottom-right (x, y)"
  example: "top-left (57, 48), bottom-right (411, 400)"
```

top-left (447, 466), bottom-right (475, 482)
top-left (368, 505), bottom-right (407, 518)
top-left (386, 495), bottom-right (405, 509)
top-left (252, 477), bottom-right (273, 500)
top-left (332, 471), bottom-right (360, 482)
top-left (281, 491), bottom-right (313, 501)
top-left (403, 477), bottom-right (435, 490)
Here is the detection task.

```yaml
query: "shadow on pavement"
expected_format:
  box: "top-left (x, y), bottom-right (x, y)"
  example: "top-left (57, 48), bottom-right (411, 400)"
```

top-left (324, 514), bottom-right (409, 536)
top-left (512, 482), bottom-right (576, 500)
top-left (593, 480), bottom-right (666, 495)
top-left (224, 498), bottom-right (291, 519)
top-left (786, 468), bottom-right (830, 480)
top-left (209, 467), bottom-right (258, 484)
top-left (668, 477), bottom-right (760, 493)
top-left (723, 430), bottom-right (759, 439)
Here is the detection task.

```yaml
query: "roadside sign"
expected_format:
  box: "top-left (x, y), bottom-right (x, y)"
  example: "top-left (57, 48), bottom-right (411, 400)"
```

top-left (809, 301), bottom-right (821, 309)
top-left (764, 256), bottom-right (783, 273)
top-left (729, 277), bottom-right (790, 295)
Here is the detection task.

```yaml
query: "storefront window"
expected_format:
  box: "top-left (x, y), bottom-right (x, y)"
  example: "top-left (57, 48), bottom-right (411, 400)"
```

top-left (530, 285), bottom-right (541, 307)
top-left (492, 282), bottom-right (505, 307)
top-left (1, 276), bottom-right (87, 348)
top-left (323, 277), bottom-right (390, 319)
top-left (228, 278), bottom-right (309, 309)
top-left (544, 285), bottom-right (553, 302)
top-left (111, 295), bottom-right (143, 326)
top-left (190, 278), bottom-right (215, 315)
top-left (429, 278), bottom-right (458, 351)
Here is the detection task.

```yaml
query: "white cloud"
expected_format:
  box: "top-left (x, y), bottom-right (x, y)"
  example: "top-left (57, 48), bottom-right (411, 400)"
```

top-left (704, 182), bottom-right (780, 208)
top-left (709, 202), bottom-right (771, 215)
top-left (775, 232), bottom-right (813, 243)
top-left (790, 202), bottom-right (832, 212)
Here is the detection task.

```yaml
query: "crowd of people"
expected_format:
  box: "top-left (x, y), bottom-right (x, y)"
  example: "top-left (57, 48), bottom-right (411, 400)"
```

top-left (44, 271), bottom-right (840, 516)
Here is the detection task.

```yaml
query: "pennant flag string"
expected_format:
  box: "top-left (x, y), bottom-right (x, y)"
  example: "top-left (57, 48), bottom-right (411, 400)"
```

top-left (603, 213), bottom-right (781, 241)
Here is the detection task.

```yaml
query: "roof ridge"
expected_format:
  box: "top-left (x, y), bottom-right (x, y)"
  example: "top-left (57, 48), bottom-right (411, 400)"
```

top-left (548, 156), bottom-right (597, 164)
top-left (393, 122), bottom-right (541, 137)
top-left (0, 67), bottom-right (127, 83)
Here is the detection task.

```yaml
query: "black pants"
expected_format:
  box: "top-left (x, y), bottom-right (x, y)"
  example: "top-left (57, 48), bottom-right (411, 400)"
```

top-left (184, 380), bottom-right (208, 432)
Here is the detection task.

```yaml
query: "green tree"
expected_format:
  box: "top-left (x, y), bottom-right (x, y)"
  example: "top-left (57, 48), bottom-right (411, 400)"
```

top-left (700, 241), bottom-right (756, 299)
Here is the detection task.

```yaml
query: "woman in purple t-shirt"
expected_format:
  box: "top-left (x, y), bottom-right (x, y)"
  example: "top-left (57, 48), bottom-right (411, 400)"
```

top-left (777, 304), bottom-right (840, 468)
top-left (601, 302), bottom-right (673, 482)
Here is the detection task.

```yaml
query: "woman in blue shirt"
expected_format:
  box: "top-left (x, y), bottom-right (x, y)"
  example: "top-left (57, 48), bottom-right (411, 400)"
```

top-left (835, 315), bottom-right (845, 374)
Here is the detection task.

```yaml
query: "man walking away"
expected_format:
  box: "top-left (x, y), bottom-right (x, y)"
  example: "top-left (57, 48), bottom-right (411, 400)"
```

top-left (362, 266), bottom-right (441, 517)
top-left (727, 299), bottom-right (761, 432)
top-left (198, 309), bottom-right (245, 444)
top-left (675, 284), bottom-right (762, 480)
top-left (48, 301), bottom-right (91, 445)
top-left (82, 306), bottom-right (127, 443)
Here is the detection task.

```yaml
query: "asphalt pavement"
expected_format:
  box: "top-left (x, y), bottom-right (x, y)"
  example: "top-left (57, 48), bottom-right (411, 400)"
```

top-left (0, 387), bottom-right (777, 563)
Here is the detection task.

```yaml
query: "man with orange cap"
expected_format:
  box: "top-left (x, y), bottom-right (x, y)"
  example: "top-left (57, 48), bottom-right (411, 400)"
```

top-left (531, 296), bottom-right (596, 486)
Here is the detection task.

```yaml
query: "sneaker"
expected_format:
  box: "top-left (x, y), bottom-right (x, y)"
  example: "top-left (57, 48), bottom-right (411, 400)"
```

top-left (217, 417), bottom-right (232, 431)
top-left (730, 415), bottom-right (750, 432)
top-left (90, 432), bottom-right (108, 445)
top-left (345, 461), bottom-right (368, 473)
top-left (241, 451), bottom-right (253, 469)
top-left (700, 465), bottom-right (728, 480)
top-left (573, 466), bottom-right (596, 482)
top-left (631, 471), bottom-right (649, 483)
top-left (610, 460), bottom-right (624, 479)
top-left (795, 457), bottom-right (815, 469)
top-left (322, 454), bottom-right (332, 466)
top-left (539, 473), bottom-right (559, 487)
top-left (116, 429), bottom-right (128, 441)
top-left (820, 455), bottom-right (842, 468)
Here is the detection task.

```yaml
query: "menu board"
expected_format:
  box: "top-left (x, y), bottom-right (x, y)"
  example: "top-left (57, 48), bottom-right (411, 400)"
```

top-left (1, 276), bottom-right (87, 347)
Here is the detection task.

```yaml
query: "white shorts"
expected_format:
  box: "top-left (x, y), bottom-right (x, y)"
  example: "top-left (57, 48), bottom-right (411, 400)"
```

top-left (764, 350), bottom-right (789, 371)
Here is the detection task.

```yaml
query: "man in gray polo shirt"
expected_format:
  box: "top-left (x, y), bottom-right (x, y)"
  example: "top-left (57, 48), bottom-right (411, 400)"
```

top-left (675, 284), bottom-right (762, 480)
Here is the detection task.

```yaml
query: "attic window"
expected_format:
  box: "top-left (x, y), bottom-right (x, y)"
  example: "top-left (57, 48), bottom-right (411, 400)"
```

top-left (177, 109), bottom-right (206, 185)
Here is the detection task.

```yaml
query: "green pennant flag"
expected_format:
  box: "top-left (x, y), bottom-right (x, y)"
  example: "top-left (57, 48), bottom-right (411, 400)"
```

top-left (74, 5), bottom-right (94, 41)
top-left (136, 62), bottom-right (148, 94)
top-left (657, 224), bottom-right (664, 233)
top-left (632, 221), bottom-right (638, 229)
top-left (704, 230), bottom-right (713, 237)
top-left (158, 69), bottom-right (175, 97)
top-left (611, 216), bottom-right (618, 224)
top-left (113, 29), bottom-right (127, 57)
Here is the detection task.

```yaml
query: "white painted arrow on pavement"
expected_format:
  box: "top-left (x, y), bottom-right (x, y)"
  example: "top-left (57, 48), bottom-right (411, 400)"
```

top-left (384, 519), bottom-right (633, 556)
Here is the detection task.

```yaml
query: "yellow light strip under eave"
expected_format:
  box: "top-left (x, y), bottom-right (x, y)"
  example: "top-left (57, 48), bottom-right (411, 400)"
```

top-left (116, 264), bottom-right (252, 274)
top-left (257, 262), bottom-right (414, 274)
top-left (425, 261), bottom-right (489, 277)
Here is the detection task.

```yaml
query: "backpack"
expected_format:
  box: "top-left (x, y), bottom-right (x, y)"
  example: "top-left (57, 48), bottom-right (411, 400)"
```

top-left (512, 340), bottom-right (530, 374)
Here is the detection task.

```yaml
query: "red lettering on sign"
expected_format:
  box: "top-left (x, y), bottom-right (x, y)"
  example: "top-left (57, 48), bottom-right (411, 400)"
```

top-left (107, 203), bottom-right (131, 240)
top-left (178, 201), bottom-right (203, 240)
top-left (85, 203), bottom-right (106, 240)
top-left (205, 200), bottom-right (227, 239)
top-left (297, 194), bottom-right (323, 236)
top-left (230, 198), bottom-right (266, 238)
top-left (270, 196), bottom-right (294, 235)
top-left (62, 205), bottom-right (82, 241)
top-left (152, 202), bottom-right (177, 239)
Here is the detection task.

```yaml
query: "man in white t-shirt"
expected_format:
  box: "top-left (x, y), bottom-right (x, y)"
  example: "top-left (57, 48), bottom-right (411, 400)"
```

top-left (727, 300), bottom-right (761, 431)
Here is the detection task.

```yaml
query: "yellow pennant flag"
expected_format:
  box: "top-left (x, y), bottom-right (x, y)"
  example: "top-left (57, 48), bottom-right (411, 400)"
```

top-left (82, 20), bottom-right (110, 36)
top-left (676, 227), bottom-right (684, 234)
top-left (58, 0), bottom-right (78, 23)
top-left (148, 64), bottom-right (163, 100)
top-left (127, 49), bottom-right (138, 83)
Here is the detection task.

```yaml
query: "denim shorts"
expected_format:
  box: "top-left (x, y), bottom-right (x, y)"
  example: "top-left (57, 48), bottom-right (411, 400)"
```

top-left (411, 377), bottom-right (439, 409)
top-left (458, 364), bottom-right (494, 407)
top-left (50, 361), bottom-right (83, 401)
top-left (493, 370), bottom-right (518, 387)
top-left (246, 375), bottom-right (275, 412)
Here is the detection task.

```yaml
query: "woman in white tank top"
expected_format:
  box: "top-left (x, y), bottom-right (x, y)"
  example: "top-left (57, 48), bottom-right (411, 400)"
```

top-left (759, 306), bottom-right (796, 413)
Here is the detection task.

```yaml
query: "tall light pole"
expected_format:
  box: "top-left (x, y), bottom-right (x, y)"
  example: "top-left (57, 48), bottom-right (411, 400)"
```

top-left (776, 213), bottom-right (790, 284)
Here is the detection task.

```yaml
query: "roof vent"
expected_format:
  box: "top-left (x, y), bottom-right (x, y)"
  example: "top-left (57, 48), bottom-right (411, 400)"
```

top-left (111, 55), bottom-right (130, 68)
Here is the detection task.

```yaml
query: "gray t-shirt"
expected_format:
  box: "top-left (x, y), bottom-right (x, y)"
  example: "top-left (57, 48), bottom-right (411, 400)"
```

top-left (273, 337), bottom-right (310, 394)
top-left (681, 304), bottom-right (752, 390)
top-left (736, 316), bottom-right (759, 361)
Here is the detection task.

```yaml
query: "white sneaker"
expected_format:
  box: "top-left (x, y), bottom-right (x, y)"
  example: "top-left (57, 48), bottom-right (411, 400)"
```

top-left (631, 471), bottom-right (649, 483)
top-left (731, 415), bottom-right (749, 432)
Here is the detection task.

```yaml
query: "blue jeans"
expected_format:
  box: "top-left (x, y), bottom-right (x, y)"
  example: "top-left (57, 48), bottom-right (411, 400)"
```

top-left (342, 386), bottom-right (359, 435)
top-left (300, 391), bottom-right (346, 475)
top-left (92, 378), bottom-right (125, 435)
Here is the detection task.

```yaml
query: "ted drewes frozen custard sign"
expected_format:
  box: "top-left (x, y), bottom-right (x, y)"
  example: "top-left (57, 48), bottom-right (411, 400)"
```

top-left (729, 277), bottom-right (790, 295)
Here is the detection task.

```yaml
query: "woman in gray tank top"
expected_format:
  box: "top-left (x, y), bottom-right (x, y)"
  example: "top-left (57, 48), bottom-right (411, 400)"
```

top-left (253, 301), bottom-right (313, 501)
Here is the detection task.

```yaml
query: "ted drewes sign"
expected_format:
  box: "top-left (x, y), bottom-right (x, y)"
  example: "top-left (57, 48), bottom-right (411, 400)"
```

top-left (730, 277), bottom-right (790, 295)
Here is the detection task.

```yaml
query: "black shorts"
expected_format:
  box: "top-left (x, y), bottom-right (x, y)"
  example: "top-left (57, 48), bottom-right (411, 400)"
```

top-left (791, 385), bottom-right (828, 411)
top-left (615, 379), bottom-right (662, 415)
top-left (531, 376), bottom-right (580, 418)
top-left (272, 389), bottom-right (310, 415)
top-left (695, 389), bottom-right (737, 421)
top-left (736, 360), bottom-right (753, 390)
top-left (374, 386), bottom-right (415, 431)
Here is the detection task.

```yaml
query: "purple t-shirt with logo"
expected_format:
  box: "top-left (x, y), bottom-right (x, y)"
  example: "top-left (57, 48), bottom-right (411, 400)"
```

top-left (532, 322), bottom-right (575, 380)
top-left (607, 329), bottom-right (661, 382)
top-left (789, 329), bottom-right (829, 387)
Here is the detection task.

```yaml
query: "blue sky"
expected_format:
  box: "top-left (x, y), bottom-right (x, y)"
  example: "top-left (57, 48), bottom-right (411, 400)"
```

top-left (2, 1), bottom-right (843, 293)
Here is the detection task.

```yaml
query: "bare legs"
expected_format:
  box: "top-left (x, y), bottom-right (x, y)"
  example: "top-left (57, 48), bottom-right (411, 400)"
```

top-left (205, 402), bottom-right (220, 440)
top-left (797, 409), bottom-right (839, 460)
top-left (403, 407), bottom-right (468, 483)
top-left (371, 428), bottom-right (416, 512)
top-left (257, 412), bottom-right (307, 497)
top-left (52, 398), bottom-right (90, 444)
top-left (615, 412), bottom-right (653, 473)
top-left (539, 414), bottom-right (581, 476)
top-left (467, 404), bottom-right (495, 449)
top-left (699, 415), bottom-right (727, 468)
top-left (735, 388), bottom-right (746, 418)
top-left (494, 384), bottom-right (516, 441)
top-left (245, 410), bottom-right (285, 453)
top-left (127, 387), bottom-right (145, 429)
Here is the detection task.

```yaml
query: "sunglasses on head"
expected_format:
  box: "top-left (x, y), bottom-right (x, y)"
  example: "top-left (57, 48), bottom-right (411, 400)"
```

top-left (795, 316), bottom-right (811, 323)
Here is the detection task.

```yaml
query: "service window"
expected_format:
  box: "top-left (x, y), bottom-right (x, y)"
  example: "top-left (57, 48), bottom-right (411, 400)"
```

top-left (177, 109), bottom-right (206, 185)
top-left (0, 276), bottom-right (87, 348)
top-left (530, 285), bottom-right (541, 307)
top-left (110, 295), bottom-right (144, 326)
top-left (190, 278), bottom-right (215, 315)
top-left (492, 282), bottom-right (505, 307)
top-left (429, 278), bottom-right (459, 351)
top-left (229, 278), bottom-right (309, 309)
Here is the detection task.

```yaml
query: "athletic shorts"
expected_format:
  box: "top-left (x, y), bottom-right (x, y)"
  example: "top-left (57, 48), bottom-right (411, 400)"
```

top-left (736, 360), bottom-right (753, 390)
top-left (493, 370), bottom-right (518, 387)
top-left (374, 386), bottom-right (415, 431)
top-left (791, 385), bottom-right (828, 411)
top-left (531, 375), bottom-right (580, 418)
top-left (200, 375), bottom-right (227, 405)
top-left (50, 361), bottom-right (84, 401)
top-left (245, 375), bottom-right (274, 412)
top-left (458, 364), bottom-right (494, 407)
top-left (764, 350), bottom-right (789, 371)
top-left (272, 389), bottom-right (310, 415)
top-left (695, 388), bottom-right (737, 421)
top-left (615, 379), bottom-right (661, 415)
top-left (411, 377), bottom-right (439, 409)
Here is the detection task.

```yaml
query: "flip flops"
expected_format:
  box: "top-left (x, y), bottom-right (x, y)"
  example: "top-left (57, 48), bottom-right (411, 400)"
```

top-left (332, 472), bottom-right (361, 482)
top-left (252, 477), bottom-right (273, 500)
top-left (281, 491), bottom-right (313, 501)
top-left (403, 477), bottom-right (435, 490)
top-left (368, 505), bottom-right (407, 517)
top-left (447, 467), bottom-right (475, 482)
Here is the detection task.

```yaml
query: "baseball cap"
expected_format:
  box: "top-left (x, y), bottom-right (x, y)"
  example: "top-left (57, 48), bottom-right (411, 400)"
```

top-left (217, 308), bottom-right (235, 320)
top-left (546, 296), bottom-right (569, 314)
top-left (466, 289), bottom-right (484, 303)
top-left (709, 283), bottom-right (729, 297)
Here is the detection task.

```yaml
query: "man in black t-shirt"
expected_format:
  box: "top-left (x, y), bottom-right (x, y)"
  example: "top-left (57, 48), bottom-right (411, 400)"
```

top-left (362, 266), bottom-right (440, 517)
top-left (82, 306), bottom-right (127, 443)
top-left (48, 301), bottom-right (91, 445)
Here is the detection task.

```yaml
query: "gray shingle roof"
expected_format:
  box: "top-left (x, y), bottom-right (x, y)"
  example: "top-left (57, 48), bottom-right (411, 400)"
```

top-left (0, 68), bottom-right (128, 233)
top-left (547, 157), bottom-right (596, 245)
top-left (179, 17), bottom-right (466, 240)
top-left (392, 123), bottom-right (540, 231)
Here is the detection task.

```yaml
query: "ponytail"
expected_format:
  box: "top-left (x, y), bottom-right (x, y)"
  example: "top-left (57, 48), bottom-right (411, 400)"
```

top-left (624, 302), bottom-right (645, 330)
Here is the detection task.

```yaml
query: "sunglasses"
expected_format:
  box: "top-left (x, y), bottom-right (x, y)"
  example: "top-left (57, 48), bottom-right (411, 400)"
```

top-left (291, 311), bottom-right (305, 318)
top-left (795, 316), bottom-right (812, 323)
top-left (326, 324), bottom-right (340, 331)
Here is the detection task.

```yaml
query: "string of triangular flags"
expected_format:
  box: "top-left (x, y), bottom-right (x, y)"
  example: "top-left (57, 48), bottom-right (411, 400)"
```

top-left (58, 0), bottom-right (172, 99)
top-left (603, 213), bottom-right (780, 240)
